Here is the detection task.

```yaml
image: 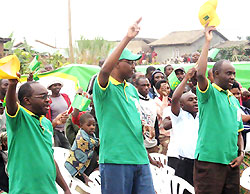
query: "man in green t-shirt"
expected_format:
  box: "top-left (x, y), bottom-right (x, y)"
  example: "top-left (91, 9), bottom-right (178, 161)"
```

top-left (93, 18), bottom-right (155, 194)
top-left (194, 24), bottom-right (244, 194)
top-left (5, 75), bottom-right (71, 194)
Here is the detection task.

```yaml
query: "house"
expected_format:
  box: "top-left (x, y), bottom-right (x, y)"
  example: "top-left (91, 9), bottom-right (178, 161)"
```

top-left (0, 37), bottom-right (11, 58)
top-left (114, 38), bottom-right (157, 54)
top-left (149, 30), bottom-right (228, 62)
top-left (13, 40), bottom-right (68, 58)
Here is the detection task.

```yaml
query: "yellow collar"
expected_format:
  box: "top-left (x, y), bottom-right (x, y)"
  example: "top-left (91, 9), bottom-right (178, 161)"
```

top-left (212, 83), bottom-right (233, 96)
top-left (110, 76), bottom-right (129, 87)
top-left (21, 105), bottom-right (45, 120)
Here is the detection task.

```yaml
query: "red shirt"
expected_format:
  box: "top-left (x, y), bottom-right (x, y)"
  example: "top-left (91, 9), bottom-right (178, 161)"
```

top-left (72, 111), bottom-right (86, 127)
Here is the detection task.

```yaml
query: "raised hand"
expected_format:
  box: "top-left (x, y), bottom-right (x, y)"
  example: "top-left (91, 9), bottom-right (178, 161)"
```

top-left (53, 111), bottom-right (69, 127)
top-left (27, 72), bottom-right (34, 82)
top-left (127, 17), bottom-right (142, 40)
top-left (8, 72), bottom-right (20, 85)
top-left (204, 23), bottom-right (216, 42)
top-left (185, 67), bottom-right (197, 80)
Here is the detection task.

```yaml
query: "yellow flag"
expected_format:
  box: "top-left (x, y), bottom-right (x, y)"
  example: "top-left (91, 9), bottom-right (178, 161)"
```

top-left (0, 55), bottom-right (20, 79)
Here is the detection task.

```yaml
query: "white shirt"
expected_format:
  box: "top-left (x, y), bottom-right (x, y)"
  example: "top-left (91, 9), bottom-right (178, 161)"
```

top-left (138, 93), bottom-right (157, 127)
top-left (167, 109), bottom-right (199, 159)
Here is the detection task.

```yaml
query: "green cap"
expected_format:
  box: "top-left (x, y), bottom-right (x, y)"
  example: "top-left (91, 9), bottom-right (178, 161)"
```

top-left (109, 47), bottom-right (142, 61)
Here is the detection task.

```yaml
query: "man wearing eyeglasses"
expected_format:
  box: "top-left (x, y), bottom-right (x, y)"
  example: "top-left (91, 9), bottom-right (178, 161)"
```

top-left (93, 18), bottom-right (155, 194)
top-left (5, 78), bottom-right (71, 194)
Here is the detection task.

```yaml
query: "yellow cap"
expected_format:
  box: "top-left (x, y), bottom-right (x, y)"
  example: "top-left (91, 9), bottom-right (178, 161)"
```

top-left (199, 0), bottom-right (220, 27)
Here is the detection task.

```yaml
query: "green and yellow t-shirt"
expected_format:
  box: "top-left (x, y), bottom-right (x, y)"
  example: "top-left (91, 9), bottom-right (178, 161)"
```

top-left (6, 105), bottom-right (57, 194)
top-left (93, 76), bottom-right (149, 164)
top-left (195, 82), bottom-right (244, 165)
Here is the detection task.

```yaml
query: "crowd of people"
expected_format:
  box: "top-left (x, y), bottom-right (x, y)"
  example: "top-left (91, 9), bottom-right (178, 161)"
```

top-left (1, 18), bottom-right (250, 194)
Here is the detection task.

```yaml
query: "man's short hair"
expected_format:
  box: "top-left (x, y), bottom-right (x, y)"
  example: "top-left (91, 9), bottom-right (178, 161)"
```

top-left (155, 80), bottom-right (167, 90)
top-left (164, 64), bottom-right (172, 72)
top-left (18, 81), bottom-right (38, 106)
top-left (146, 66), bottom-right (156, 75)
top-left (212, 59), bottom-right (229, 76)
top-left (135, 76), bottom-right (147, 86)
top-left (79, 113), bottom-right (94, 126)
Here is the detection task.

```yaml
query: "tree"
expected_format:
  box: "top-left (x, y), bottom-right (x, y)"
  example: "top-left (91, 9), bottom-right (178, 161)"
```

top-left (75, 37), bottom-right (115, 65)
top-left (246, 36), bottom-right (250, 41)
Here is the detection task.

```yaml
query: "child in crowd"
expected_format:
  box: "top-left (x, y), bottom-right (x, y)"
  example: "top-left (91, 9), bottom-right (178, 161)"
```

top-left (169, 67), bottom-right (199, 188)
top-left (65, 113), bottom-right (99, 185)
top-left (154, 80), bottom-right (172, 154)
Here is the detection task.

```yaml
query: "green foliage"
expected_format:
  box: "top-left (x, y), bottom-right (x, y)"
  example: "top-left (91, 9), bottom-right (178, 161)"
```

top-left (3, 33), bottom-right (115, 73)
top-left (75, 37), bottom-right (115, 65)
top-left (3, 34), bottom-right (69, 74)
top-left (4, 32), bottom-right (15, 54)
top-left (45, 52), bottom-right (68, 69)
top-left (246, 36), bottom-right (250, 41)
top-left (213, 45), bottom-right (250, 62)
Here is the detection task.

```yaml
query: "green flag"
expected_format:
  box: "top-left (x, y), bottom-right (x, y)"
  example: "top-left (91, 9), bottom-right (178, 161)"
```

top-left (33, 73), bottom-right (40, 81)
top-left (208, 48), bottom-right (220, 59)
top-left (2, 96), bottom-right (6, 107)
top-left (168, 71), bottom-right (180, 90)
top-left (72, 94), bottom-right (91, 111)
top-left (29, 55), bottom-right (41, 72)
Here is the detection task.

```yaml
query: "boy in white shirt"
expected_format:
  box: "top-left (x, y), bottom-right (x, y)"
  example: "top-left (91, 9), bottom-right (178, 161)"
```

top-left (170, 67), bottom-right (198, 186)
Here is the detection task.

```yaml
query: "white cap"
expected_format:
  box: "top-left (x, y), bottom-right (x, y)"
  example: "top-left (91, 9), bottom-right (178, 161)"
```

top-left (47, 79), bottom-right (64, 89)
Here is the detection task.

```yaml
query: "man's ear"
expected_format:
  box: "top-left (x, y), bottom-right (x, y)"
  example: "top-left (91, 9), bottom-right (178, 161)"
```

top-left (214, 70), bottom-right (219, 78)
top-left (23, 97), bottom-right (31, 105)
top-left (180, 102), bottom-right (184, 109)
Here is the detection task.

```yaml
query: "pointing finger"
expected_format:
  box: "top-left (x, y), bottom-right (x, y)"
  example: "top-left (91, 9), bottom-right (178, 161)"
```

top-left (135, 17), bottom-right (142, 25)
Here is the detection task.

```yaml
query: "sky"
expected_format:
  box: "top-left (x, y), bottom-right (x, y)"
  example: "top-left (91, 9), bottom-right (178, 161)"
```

top-left (1, 0), bottom-right (250, 49)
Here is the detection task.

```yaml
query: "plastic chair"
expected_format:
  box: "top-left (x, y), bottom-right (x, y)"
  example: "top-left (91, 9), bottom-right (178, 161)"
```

top-left (53, 147), bottom-right (94, 194)
top-left (149, 153), bottom-right (175, 194)
top-left (149, 153), bottom-right (175, 176)
top-left (170, 175), bottom-right (195, 194)
top-left (241, 167), bottom-right (250, 190)
top-left (150, 164), bottom-right (173, 194)
top-left (88, 170), bottom-right (102, 194)
top-left (150, 153), bottom-right (168, 166)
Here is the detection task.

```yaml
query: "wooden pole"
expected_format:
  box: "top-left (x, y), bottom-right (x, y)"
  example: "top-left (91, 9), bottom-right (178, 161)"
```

top-left (68, 0), bottom-right (74, 63)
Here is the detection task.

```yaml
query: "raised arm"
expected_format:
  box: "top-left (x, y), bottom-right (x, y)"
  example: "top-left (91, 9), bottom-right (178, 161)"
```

top-left (196, 24), bottom-right (216, 91)
top-left (171, 67), bottom-right (197, 116)
top-left (98, 17), bottom-right (142, 88)
top-left (6, 74), bottom-right (20, 116)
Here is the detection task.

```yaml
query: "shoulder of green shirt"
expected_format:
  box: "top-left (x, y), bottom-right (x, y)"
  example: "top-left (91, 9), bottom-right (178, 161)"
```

top-left (197, 79), bottom-right (211, 94)
top-left (5, 103), bottom-right (21, 118)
